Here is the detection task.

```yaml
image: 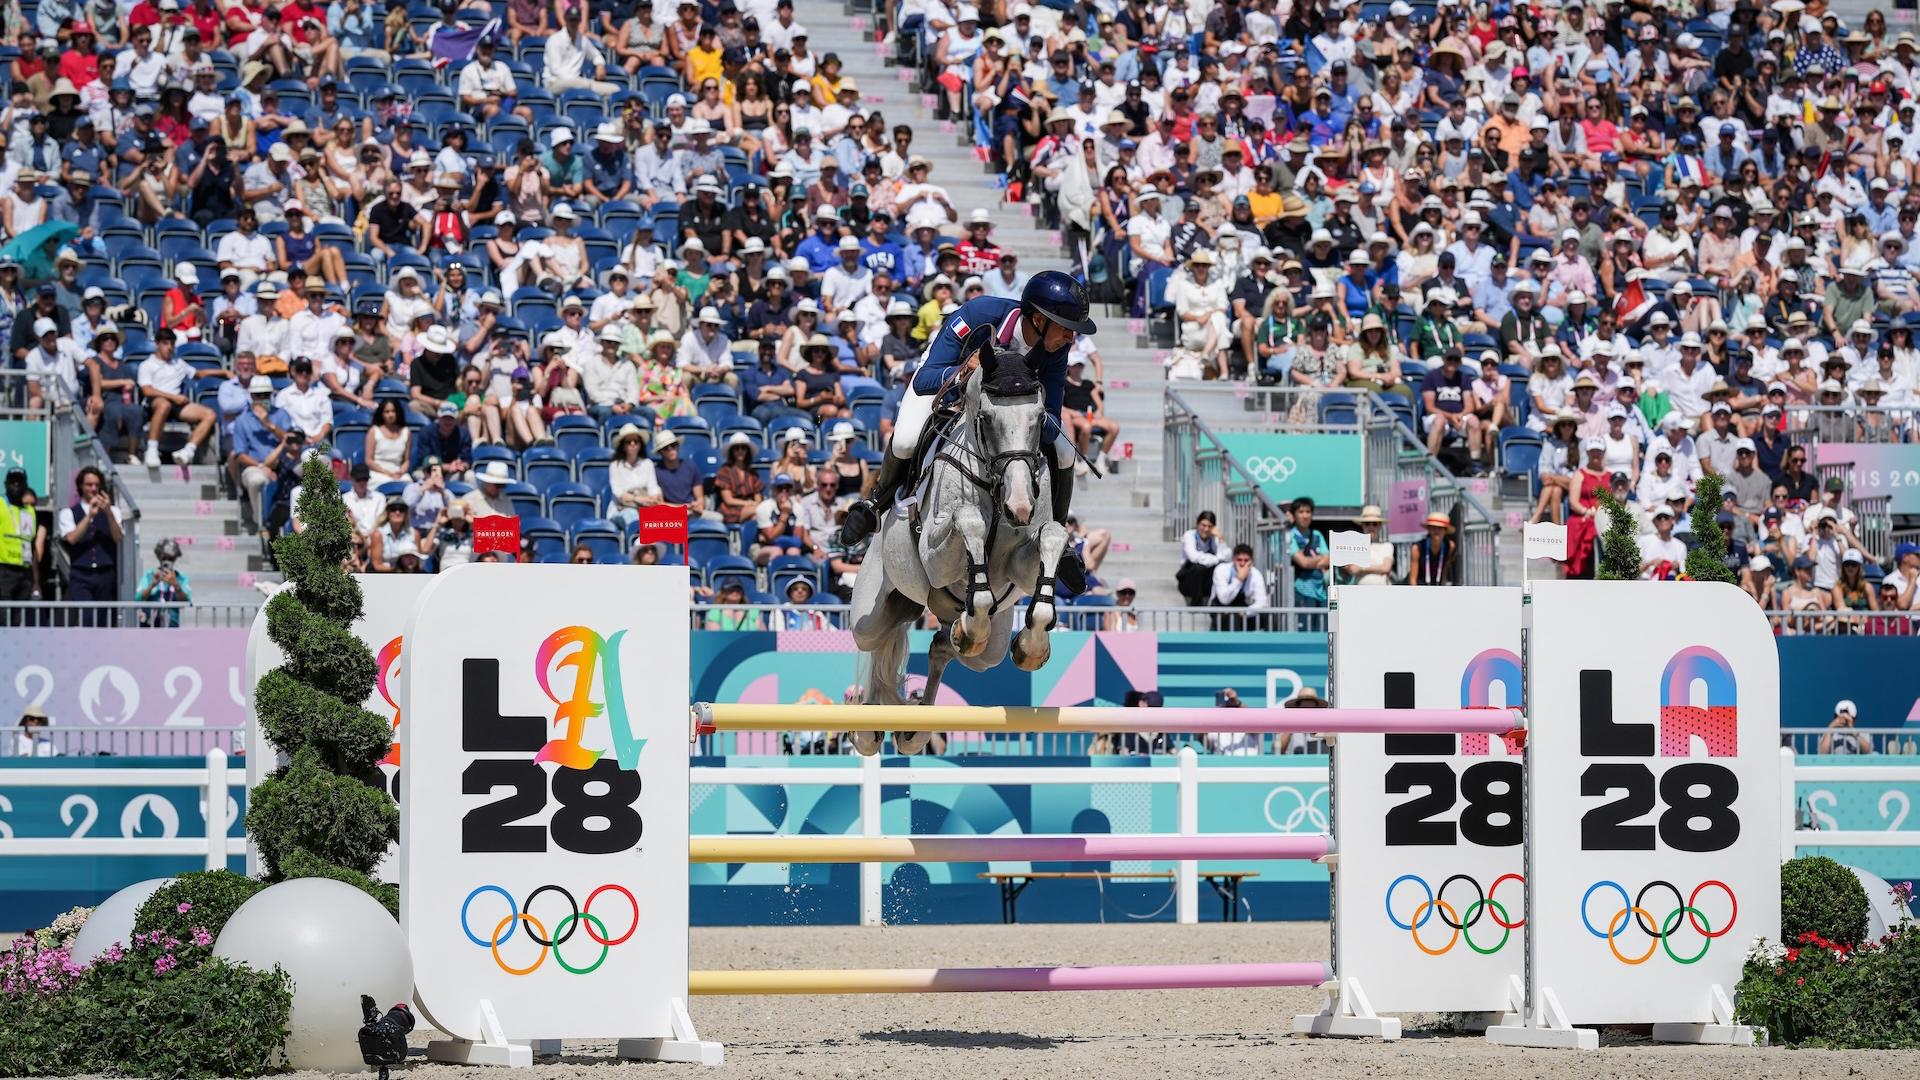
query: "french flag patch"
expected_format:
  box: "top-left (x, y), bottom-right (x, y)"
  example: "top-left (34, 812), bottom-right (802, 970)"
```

top-left (949, 315), bottom-right (971, 339)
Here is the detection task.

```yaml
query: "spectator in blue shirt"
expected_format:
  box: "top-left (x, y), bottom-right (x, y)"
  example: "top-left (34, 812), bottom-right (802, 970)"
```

top-left (860, 214), bottom-right (905, 281)
top-left (226, 375), bottom-right (292, 534)
top-left (740, 338), bottom-right (808, 424)
top-left (794, 205), bottom-right (844, 273)
top-left (584, 122), bottom-right (635, 208)
top-left (653, 429), bottom-right (706, 511)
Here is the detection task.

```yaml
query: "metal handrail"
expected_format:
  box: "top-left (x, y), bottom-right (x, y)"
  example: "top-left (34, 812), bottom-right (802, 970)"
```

top-left (1163, 387), bottom-right (1296, 607)
top-left (1162, 384), bottom-right (1503, 588)
top-left (0, 601), bottom-right (260, 628)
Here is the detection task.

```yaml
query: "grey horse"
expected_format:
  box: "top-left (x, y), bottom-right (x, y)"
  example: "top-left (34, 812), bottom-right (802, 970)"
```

top-left (845, 351), bottom-right (1070, 755)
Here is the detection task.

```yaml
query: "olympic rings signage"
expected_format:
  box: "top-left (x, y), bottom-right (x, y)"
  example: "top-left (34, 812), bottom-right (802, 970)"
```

top-left (402, 564), bottom-right (693, 1044)
top-left (1580, 880), bottom-right (1737, 966)
top-left (461, 884), bottom-right (640, 976)
top-left (1519, 580), bottom-right (1779, 1028)
top-left (1216, 432), bottom-right (1364, 505)
top-left (1241, 455), bottom-right (1297, 485)
top-left (1386, 873), bottom-right (1526, 955)
top-left (1322, 587), bottom-right (1524, 1017)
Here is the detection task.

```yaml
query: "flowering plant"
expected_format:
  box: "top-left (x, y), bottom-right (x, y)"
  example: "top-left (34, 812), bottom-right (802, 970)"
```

top-left (0, 908), bottom-right (292, 1077)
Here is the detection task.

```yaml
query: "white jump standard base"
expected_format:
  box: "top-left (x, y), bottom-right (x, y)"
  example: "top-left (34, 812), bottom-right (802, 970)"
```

top-left (1484, 987), bottom-right (1598, 1050)
top-left (617, 999), bottom-right (725, 1066)
top-left (425, 1001), bottom-right (536, 1068)
top-left (1291, 977), bottom-right (1403, 1040)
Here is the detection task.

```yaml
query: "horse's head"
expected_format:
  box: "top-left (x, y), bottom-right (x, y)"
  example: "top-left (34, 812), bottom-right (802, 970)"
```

top-left (974, 351), bottom-right (1047, 527)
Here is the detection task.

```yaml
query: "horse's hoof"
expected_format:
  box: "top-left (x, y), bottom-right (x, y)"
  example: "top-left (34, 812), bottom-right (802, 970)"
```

top-left (894, 731), bottom-right (932, 755)
top-left (850, 731), bottom-right (884, 756)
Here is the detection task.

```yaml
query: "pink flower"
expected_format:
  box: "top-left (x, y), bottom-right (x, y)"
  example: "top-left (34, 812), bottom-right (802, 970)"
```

top-left (176, 902), bottom-right (193, 914)
top-left (190, 928), bottom-right (213, 948)
top-left (1796, 977), bottom-right (1805, 986)
top-left (153, 954), bottom-right (178, 975)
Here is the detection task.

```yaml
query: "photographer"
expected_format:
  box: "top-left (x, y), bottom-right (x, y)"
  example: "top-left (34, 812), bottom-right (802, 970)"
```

top-left (261, 429), bottom-right (311, 536)
top-left (135, 538), bottom-right (193, 627)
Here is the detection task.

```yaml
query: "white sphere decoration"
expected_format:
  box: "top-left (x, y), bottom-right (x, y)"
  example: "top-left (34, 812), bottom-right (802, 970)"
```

top-left (215, 878), bottom-right (414, 1073)
top-left (69, 877), bottom-right (174, 965)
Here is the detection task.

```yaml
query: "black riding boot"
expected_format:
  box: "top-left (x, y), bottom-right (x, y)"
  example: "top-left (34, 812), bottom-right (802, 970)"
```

top-left (1050, 462), bottom-right (1088, 594)
top-left (837, 452), bottom-right (915, 546)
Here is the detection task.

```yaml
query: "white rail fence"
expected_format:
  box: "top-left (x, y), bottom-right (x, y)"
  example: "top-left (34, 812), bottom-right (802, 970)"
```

top-left (0, 748), bottom-right (1912, 925)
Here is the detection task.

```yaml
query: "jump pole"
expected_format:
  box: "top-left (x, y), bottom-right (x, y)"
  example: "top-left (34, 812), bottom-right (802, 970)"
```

top-left (692, 703), bottom-right (1523, 737)
top-left (689, 833), bottom-right (1334, 863)
top-left (689, 962), bottom-right (1333, 995)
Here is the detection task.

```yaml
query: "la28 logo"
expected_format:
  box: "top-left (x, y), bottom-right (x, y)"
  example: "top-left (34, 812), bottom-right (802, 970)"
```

top-left (458, 627), bottom-right (648, 856)
top-left (1380, 646), bottom-right (1740, 854)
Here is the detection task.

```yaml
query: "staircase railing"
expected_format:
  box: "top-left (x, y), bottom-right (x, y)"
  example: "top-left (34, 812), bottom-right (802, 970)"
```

top-left (1163, 385), bottom-right (1503, 587)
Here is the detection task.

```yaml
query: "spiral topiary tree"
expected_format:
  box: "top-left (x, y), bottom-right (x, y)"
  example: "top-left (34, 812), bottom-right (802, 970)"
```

top-left (1687, 472), bottom-right (1736, 583)
top-left (1595, 487), bottom-right (1641, 581)
top-left (246, 453), bottom-right (399, 913)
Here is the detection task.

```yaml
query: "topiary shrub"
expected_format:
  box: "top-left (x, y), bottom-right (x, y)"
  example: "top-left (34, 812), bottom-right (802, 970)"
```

top-left (133, 871), bottom-right (267, 943)
top-left (1781, 855), bottom-right (1871, 947)
top-left (247, 452), bottom-right (398, 900)
top-left (1595, 487), bottom-right (1641, 580)
top-left (1686, 472), bottom-right (1736, 583)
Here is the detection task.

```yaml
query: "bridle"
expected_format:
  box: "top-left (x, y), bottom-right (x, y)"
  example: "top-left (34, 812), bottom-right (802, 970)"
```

top-left (928, 365), bottom-right (1048, 616)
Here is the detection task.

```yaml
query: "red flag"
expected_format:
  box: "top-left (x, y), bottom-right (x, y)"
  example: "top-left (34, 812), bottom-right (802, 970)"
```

top-left (637, 504), bottom-right (690, 546)
top-left (473, 515), bottom-right (520, 556)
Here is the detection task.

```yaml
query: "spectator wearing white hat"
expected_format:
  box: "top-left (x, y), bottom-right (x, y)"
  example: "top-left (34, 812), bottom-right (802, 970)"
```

top-left (1820, 699), bottom-right (1875, 755)
top-left (1647, 411), bottom-right (1703, 484)
top-left (1341, 505), bottom-right (1397, 586)
top-left (581, 325), bottom-right (644, 422)
top-left (677, 305), bottom-right (736, 387)
top-left (1636, 504), bottom-right (1687, 579)
top-left (462, 460), bottom-right (517, 520)
top-left (607, 423), bottom-right (663, 528)
top-left (820, 235), bottom-right (875, 316)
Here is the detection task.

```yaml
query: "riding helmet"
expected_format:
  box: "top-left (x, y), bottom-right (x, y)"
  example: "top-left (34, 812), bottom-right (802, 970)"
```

top-left (1020, 270), bottom-right (1097, 336)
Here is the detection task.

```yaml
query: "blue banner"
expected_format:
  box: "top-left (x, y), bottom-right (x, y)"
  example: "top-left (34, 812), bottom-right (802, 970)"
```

top-left (1776, 637), bottom-right (1920, 731)
top-left (1213, 432), bottom-right (1365, 506)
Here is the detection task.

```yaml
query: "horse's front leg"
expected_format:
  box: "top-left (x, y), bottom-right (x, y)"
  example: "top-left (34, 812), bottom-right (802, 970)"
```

top-left (1012, 522), bottom-right (1069, 672)
top-left (950, 503), bottom-right (993, 657)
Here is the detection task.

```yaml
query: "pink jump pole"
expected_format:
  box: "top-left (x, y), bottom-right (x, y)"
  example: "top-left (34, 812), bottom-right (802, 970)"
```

top-left (693, 703), bottom-right (1522, 737)
top-left (689, 961), bottom-right (1334, 995)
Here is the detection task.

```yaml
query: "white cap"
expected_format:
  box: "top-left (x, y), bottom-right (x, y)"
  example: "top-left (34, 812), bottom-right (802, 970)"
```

top-left (550, 127), bottom-right (575, 146)
top-left (698, 306), bottom-right (723, 324)
top-left (32, 317), bottom-right (56, 336)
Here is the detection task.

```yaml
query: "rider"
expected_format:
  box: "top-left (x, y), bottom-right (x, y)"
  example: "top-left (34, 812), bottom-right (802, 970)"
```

top-left (836, 270), bottom-right (1094, 591)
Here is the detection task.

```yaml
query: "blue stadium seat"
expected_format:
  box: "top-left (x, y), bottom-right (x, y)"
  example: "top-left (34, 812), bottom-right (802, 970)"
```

top-left (522, 452), bottom-right (573, 492)
top-left (705, 552), bottom-right (757, 595)
top-left (575, 446), bottom-right (615, 495)
top-left (545, 481), bottom-right (599, 529)
top-left (571, 519), bottom-right (623, 563)
top-left (688, 517), bottom-right (730, 569)
top-left (693, 383), bottom-right (742, 428)
top-left (521, 515), bottom-right (566, 562)
top-left (505, 482), bottom-right (543, 520)
top-left (551, 414), bottom-right (600, 457)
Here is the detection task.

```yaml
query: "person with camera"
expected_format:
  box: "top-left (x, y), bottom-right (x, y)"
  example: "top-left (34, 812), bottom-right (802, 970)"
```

top-left (135, 537), bottom-right (192, 627)
top-left (55, 466), bottom-right (122, 613)
top-left (261, 429), bottom-right (312, 536)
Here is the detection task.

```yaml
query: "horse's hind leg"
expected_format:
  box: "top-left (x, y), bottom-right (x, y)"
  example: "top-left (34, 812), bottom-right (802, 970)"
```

top-left (1012, 522), bottom-right (1069, 671)
top-left (852, 585), bottom-right (923, 757)
top-left (895, 627), bottom-right (954, 756)
top-left (949, 503), bottom-right (993, 658)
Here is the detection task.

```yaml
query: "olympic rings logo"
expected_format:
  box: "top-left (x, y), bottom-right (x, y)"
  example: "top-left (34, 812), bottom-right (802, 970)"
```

top-left (1385, 873), bottom-right (1526, 955)
top-left (1580, 880), bottom-right (1737, 965)
top-left (461, 884), bottom-right (639, 976)
top-left (1242, 455), bottom-right (1298, 485)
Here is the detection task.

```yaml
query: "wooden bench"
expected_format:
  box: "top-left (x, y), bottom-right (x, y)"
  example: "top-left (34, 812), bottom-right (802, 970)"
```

top-left (977, 871), bottom-right (1260, 923)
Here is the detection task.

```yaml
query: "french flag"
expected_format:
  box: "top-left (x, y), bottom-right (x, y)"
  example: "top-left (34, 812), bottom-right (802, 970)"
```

top-left (1670, 154), bottom-right (1709, 188)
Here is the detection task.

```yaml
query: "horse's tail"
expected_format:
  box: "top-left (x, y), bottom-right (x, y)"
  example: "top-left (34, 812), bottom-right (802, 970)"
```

top-left (859, 618), bottom-right (911, 707)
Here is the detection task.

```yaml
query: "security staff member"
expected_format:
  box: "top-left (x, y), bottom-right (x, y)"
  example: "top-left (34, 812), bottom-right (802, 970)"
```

top-left (57, 465), bottom-right (123, 606)
top-left (0, 469), bottom-right (34, 605)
